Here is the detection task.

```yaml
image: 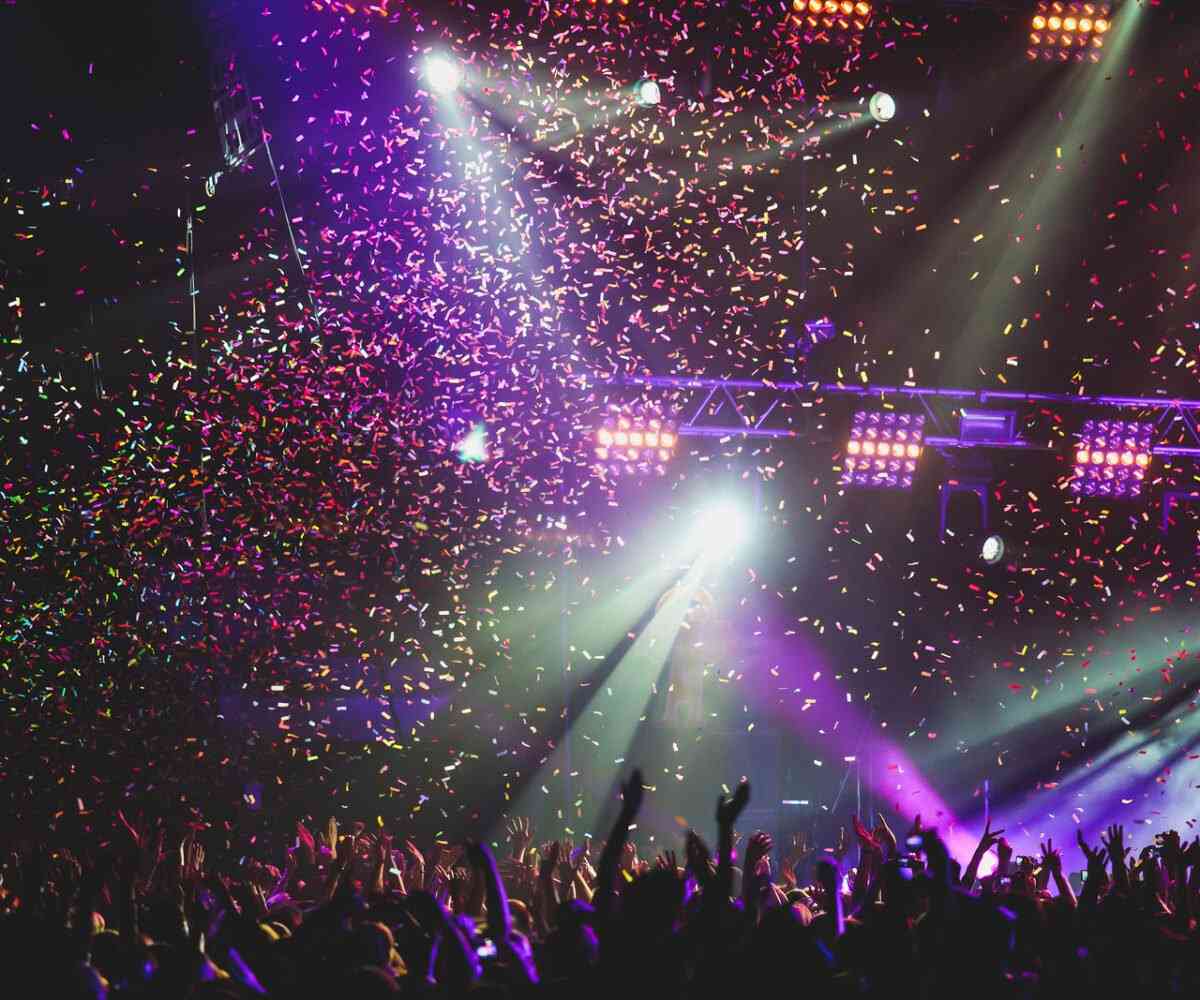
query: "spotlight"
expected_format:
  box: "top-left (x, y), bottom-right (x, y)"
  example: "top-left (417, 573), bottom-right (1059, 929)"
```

top-left (634, 78), bottom-right (661, 107)
top-left (868, 92), bottom-right (896, 123)
top-left (841, 411), bottom-right (924, 490)
top-left (981, 535), bottom-right (1006, 566)
top-left (1071, 419), bottom-right (1154, 499)
top-left (693, 500), bottom-right (751, 555)
top-left (1031, 3), bottom-right (1109, 62)
top-left (596, 414), bottom-right (677, 476)
top-left (423, 55), bottom-right (463, 96)
top-left (455, 422), bottom-right (489, 463)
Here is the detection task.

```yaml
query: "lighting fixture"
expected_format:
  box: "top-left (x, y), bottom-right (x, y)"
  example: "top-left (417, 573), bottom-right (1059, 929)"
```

top-left (595, 415), bottom-right (677, 476)
top-left (868, 92), bottom-right (896, 123)
top-left (790, 0), bottom-right (872, 39)
top-left (1028, 2), bottom-right (1110, 63)
top-left (423, 54), bottom-right (463, 96)
top-left (841, 411), bottom-right (924, 490)
top-left (981, 535), bottom-right (1006, 566)
top-left (634, 78), bottom-right (661, 107)
top-left (1071, 419), bottom-right (1153, 499)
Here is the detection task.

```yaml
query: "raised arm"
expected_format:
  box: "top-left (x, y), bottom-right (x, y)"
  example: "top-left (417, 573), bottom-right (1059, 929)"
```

top-left (1040, 839), bottom-right (1075, 908)
top-left (594, 769), bottom-right (645, 922)
top-left (961, 819), bottom-right (1004, 890)
top-left (714, 780), bottom-right (750, 907)
top-left (1100, 824), bottom-right (1130, 894)
top-left (1076, 830), bottom-right (1108, 909)
top-left (466, 840), bottom-right (512, 942)
top-left (741, 831), bottom-right (773, 924)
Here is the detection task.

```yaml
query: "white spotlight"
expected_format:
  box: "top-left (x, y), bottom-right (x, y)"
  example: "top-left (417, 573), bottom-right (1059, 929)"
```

top-left (635, 78), bottom-right (662, 107)
top-left (424, 55), bottom-right (463, 96)
top-left (981, 534), bottom-right (1006, 565)
top-left (693, 501), bottom-right (751, 555)
top-left (868, 91), bottom-right (896, 123)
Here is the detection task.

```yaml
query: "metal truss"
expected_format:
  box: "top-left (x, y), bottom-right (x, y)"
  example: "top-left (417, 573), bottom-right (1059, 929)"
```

top-left (617, 375), bottom-right (1200, 459)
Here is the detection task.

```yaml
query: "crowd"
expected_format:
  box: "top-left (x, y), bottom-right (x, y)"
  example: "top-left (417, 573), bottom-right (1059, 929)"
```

top-left (3, 770), bottom-right (1200, 998)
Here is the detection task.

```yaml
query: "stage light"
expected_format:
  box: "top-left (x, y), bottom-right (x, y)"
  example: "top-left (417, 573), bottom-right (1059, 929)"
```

top-left (455, 422), bottom-right (489, 463)
top-left (1031, 3), bottom-right (1110, 62)
top-left (868, 92), bottom-right (896, 123)
top-left (596, 414), bottom-right (677, 476)
top-left (981, 535), bottom-right (1006, 566)
top-left (841, 411), bottom-right (925, 490)
top-left (791, 0), bottom-right (871, 41)
top-left (634, 78), bottom-right (661, 107)
top-left (1071, 419), bottom-right (1154, 499)
top-left (694, 500), bottom-right (751, 554)
top-left (424, 55), bottom-right (463, 96)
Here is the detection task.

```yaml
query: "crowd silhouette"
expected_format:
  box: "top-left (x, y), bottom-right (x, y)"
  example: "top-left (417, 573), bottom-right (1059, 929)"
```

top-left (4, 769), bottom-right (1199, 998)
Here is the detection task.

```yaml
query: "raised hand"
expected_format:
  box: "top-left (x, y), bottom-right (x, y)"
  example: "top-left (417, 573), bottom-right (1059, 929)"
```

top-left (851, 814), bottom-right (880, 853)
top-left (745, 831), bottom-right (774, 872)
top-left (1076, 830), bottom-right (1104, 864)
top-left (1040, 838), bottom-right (1062, 874)
top-left (1076, 829), bottom-right (1109, 893)
top-left (716, 780), bottom-right (750, 828)
top-left (1101, 824), bottom-right (1128, 862)
top-left (791, 831), bottom-right (815, 861)
top-left (685, 830), bottom-right (713, 883)
top-left (978, 819), bottom-right (1005, 854)
top-left (996, 836), bottom-right (1014, 868)
top-left (506, 817), bottom-right (533, 861)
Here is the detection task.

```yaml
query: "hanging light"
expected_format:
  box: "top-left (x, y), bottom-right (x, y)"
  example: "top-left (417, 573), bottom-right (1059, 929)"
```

top-left (868, 92), bottom-right (896, 123)
top-left (634, 78), bottom-right (661, 107)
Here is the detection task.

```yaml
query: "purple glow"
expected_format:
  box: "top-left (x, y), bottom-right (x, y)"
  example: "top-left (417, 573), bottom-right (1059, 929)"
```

top-left (841, 411), bottom-right (924, 490)
top-left (758, 630), bottom-right (966, 852)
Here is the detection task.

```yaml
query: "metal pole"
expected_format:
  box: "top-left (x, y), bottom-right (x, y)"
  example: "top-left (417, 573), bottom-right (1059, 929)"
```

top-left (561, 545), bottom-right (572, 836)
top-left (262, 135), bottom-right (319, 321)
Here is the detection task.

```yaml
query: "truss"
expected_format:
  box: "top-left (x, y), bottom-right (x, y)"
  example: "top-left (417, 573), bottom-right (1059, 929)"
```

top-left (617, 375), bottom-right (1200, 458)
